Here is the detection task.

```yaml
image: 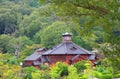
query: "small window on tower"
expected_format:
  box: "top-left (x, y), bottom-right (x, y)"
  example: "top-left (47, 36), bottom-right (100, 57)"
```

top-left (70, 46), bottom-right (77, 50)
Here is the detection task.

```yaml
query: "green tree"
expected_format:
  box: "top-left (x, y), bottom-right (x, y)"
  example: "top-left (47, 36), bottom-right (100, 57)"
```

top-left (39, 0), bottom-right (120, 72)
top-left (18, 10), bottom-right (54, 40)
top-left (67, 65), bottom-right (79, 79)
top-left (40, 21), bottom-right (71, 48)
top-left (8, 36), bottom-right (33, 58)
top-left (74, 60), bottom-right (87, 73)
top-left (0, 1), bottom-right (32, 34)
top-left (18, 44), bottom-right (43, 62)
top-left (0, 34), bottom-right (12, 53)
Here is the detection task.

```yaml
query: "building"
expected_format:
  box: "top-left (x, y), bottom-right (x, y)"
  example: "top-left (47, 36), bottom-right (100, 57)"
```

top-left (24, 32), bottom-right (97, 68)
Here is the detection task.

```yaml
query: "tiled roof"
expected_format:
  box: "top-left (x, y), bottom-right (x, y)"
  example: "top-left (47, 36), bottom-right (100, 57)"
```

top-left (33, 61), bottom-right (41, 65)
top-left (88, 54), bottom-right (96, 60)
top-left (43, 42), bottom-right (92, 55)
top-left (62, 32), bottom-right (72, 36)
top-left (24, 52), bottom-right (41, 61)
top-left (41, 56), bottom-right (50, 63)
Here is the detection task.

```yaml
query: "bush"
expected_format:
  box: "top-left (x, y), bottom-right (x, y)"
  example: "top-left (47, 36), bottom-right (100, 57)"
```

top-left (0, 61), bottom-right (3, 66)
top-left (23, 66), bottom-right (37, 73)
top-left (40, 64), bottom-right (48, 70)
top-left (22, 66), bottom-right (37, 79)
top-left (74, 60), bottom-right (87, 73)
top-left (58, 63), bottom-right (68, 77)
top-left (49, 62), bottom-right (62, 79)
top-left (94, 71), bottom-right (103, 79)
top-left (79, 75), bottom-right (88, 79)
top-left (95, 66), bottom-right (105, 73)
top-left (42, 70), bottom-right (51, 79)
top-left (0, 59), bottom-right (7, 64)
top-left (95, 71), bottom-right (112, 79)
top-left (49, 62), bottom-right (69, 78)
top-left (67, 66), bottom-right (79, 79)
top-left (9, 57), bottom-right (18, 65)
top-left (79, 77), bottom-right (87, 79)
top-left (113, 73), bottom-right (120, 78)
top-left (101, 74), bottom-right (112, 79)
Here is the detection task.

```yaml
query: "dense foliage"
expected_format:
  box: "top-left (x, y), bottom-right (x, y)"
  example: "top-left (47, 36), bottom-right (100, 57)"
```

top-left (1, 58), bottom-right (120, 79)
top-left (0, 0), bottom-right (120, 78)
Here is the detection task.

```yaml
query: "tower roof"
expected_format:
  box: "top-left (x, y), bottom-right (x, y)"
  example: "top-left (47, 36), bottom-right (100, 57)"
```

top-left (62, 32), bottom-right (72, 43)
top-left (42, 42), bottom-right (92, 55)
top-left (62, 32), bottom-right (72, 36)
top-left (43, 32), bottom-right (91, 55)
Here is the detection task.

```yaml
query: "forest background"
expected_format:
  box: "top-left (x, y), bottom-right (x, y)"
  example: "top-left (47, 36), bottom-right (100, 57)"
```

top-left (0, 0), bottom-right (120, 78)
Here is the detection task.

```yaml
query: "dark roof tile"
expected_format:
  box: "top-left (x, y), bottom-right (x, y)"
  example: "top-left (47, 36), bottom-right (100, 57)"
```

top-left (88, 54), bottom-right (96, 60)
top-left (43, 42), bottom-right (92, 55)
top-left (24, 52), bottom-right (41, 61)
top-left (33, 61), bottom-right (41, 65)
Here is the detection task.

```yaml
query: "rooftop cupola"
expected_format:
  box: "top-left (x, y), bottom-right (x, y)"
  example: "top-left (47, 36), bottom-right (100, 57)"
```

top-left (62, 32), bottom-right (72, 43)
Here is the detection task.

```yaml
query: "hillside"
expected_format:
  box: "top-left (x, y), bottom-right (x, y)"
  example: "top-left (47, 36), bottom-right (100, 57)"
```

top-left (0, 0), bottom-right (120, 79)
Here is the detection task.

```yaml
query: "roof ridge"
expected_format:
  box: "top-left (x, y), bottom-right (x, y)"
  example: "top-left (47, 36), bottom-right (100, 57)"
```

top-left (48, 43), bottom-right (64, 54)
top-left (64, 42), bottom-right (68, 54)
top-left (72, 42), bottom-right (91, 54)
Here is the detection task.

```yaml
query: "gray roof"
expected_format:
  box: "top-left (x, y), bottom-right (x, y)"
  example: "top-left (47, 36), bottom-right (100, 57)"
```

top-left (43, 42), bottom-right (92, 55)
top-left (36, 48), bottom-right (46, 52)
top-left (24, 52), bottom-right (42, 61)
top-left (62, 32), bottom-right (72, 36)
top-left (33, 61), bottom-right (41, 65)
top-left (41, 56), bottom-right (50, 63)
top-left (88, 54), bottom-right (96, 60)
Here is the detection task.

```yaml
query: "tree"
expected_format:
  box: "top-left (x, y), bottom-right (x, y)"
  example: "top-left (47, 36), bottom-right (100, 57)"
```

top-left (0, 1), bottom-right (32, 34)
top-left (8, 36), bottom-right (33, 58)
top-left (39, 0), bottom-right (120, 72)
top-left (40, 21), bottom-right (71, 48)
top-left (39, 0), bottom-right (119, 41)
top-left (0, 34), bottom-right (12, 53)
top-left (0, 10), bottom-right (16, 34)
top-left (18, 44), bottom-right (43, 62)
top-left (18, 10), bottom-right (54, 40)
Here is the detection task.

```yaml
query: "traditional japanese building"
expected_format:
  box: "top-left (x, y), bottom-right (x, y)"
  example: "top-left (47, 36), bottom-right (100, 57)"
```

top-left (24, 32), bottom-right (97, 68)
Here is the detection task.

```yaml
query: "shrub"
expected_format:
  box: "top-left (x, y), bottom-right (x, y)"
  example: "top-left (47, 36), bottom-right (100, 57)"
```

top-left (95, 66), bottom-right (105, 73)
top-left (74, 60), bottom-right (87, 73)
top-left (40, 64), bottom-right (48, 70)
top-left (49, 62), bottom-right (62, 79)
top-left (58, 63), bottom-right (68, 77)
top-left (22, 66), bottom-right (37, 79)
top-left (94, 71), bottom-right (103, 79)
top-left (94, 71), bottom-right (112, 79)
top-left (79, 75), bottom-right (88, 79)
top-left (32, 71), bottom-right (42, 79)
top-left (24, 73), bottom-right (32, 79)
top-left (23, 66), bottom-right (37, 73)
top-left (0, 61), bottom-right (3, 65)
top-left (101, 74), bottom-right (112, 79)
top-left (49, 62), bottom-right (69, 79)
top-left (42, 70), bottom-right (51, 79)
top-left (67, 66), bottom-right (79, 79)
top-left (113, 73), bottom-right (120, 78)
top-left (0, 59), bottom-right (7, 64)
top-left (9, 56), bottom-right (18, 65)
